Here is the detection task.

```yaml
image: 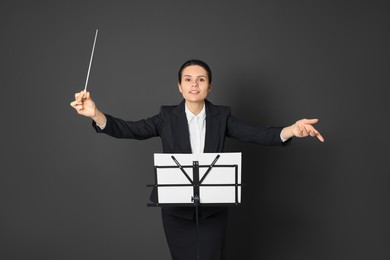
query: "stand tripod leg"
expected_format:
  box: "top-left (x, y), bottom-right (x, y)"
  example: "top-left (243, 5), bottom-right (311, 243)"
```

top-left (192, 195), bottom-right (200, 260)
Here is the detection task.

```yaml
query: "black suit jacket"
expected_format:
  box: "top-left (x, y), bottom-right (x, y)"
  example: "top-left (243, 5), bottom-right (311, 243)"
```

top-left (93, 100), bottom-right (290, 219)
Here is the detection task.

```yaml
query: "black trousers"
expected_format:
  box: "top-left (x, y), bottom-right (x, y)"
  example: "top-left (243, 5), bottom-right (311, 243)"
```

top-left (162, 207), bottom-right (229, 260)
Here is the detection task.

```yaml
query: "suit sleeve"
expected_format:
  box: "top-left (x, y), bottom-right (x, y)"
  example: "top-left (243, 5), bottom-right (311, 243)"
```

top-left (92, 112), bottom-right (163, 140)
top-left (226, 114), bottom-right (290, 146)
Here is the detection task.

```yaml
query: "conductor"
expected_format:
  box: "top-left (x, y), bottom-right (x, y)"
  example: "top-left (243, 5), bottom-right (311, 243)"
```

top-left (70, 59), bottom-right (324, 260)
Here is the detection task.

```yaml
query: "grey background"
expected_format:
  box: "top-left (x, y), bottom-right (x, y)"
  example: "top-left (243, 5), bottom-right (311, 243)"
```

top-left (1, 1), bottom-right (389, 259)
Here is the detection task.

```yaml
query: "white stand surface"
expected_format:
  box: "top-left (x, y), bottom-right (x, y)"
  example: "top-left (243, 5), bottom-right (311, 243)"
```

top-left (153, 153), bottom-right (242, 205)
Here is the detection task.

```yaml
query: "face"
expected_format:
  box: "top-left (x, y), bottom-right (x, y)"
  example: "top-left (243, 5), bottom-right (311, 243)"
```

top-left (178, 65), bottom-right (212, 103)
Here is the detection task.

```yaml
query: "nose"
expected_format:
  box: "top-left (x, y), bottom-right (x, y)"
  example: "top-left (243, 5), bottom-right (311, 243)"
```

top-left (192, 80), bottom-right (199, 87)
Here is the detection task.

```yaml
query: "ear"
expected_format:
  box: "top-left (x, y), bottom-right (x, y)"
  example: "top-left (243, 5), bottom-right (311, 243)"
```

top-left (178, 82), bottom-right (183, 93)
top-left (208, 83), bottom-right (213, 93)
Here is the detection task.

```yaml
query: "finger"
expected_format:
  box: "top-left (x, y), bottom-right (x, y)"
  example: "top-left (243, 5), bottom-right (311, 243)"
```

top-left (316, 132), bottom-right (325, 142)
top-left (307, 127), bottom-right (324, 141)
top-left (81, 90), bottom-right (88, 100)
top-left (297, 124), bottom-right (304, 133)
top-left (303, 124), bottom-right (316, 134)
top-left (70, 100), bottom-right (82, 108)
top-left (75, 91), bottom-right (84, 102)
top-left (294, 125), bottom-right (302, 136)
top-left (300, 124), bottom-right (311, 135)
top-left (75, 104), bottom-right (84, 111)
top-left (303, 125), bottom-right (324, 142)
top-left (297, 125), bottom-right (307, 137)
top-left (301, 118), bottom-right (319, 125)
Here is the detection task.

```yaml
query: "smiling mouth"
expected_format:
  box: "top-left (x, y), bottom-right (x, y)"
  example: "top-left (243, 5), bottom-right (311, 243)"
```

top-left (189, 90), bottom-right (200, 94)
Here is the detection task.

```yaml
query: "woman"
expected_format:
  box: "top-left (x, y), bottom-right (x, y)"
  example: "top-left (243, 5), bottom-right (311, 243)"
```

top-left (70, 59), bottom-right (324, 260)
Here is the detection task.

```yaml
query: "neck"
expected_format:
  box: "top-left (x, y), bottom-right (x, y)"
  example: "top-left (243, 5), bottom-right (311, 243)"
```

top-left (185, 100), bottom-right (205, 115)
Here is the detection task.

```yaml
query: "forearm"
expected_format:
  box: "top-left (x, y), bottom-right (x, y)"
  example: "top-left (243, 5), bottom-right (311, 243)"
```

top-left (91, 108), bottom-right (107, 127)
top-left (227, 116), bottom-right (285, 145)
top-left (280, 124), bottom-right (295, 140)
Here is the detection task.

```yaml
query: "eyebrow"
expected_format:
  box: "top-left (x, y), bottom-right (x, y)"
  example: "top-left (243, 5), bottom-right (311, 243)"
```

top-left (183, 75), bottom-right (208, 78)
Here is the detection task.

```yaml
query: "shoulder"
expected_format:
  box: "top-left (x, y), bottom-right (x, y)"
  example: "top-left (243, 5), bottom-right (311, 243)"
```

top-left (205, 100), bottom-right (231, 116)
top-left (160, 100), bottom-right (186, 117)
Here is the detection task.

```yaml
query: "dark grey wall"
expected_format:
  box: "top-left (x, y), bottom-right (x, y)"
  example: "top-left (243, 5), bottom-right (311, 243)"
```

top-left (1, 1), bottom-right (389, 259)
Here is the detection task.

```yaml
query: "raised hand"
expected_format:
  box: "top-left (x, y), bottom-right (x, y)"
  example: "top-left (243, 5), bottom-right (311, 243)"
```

top-left (70, 90), bottom-right (96, 117)
top-left (292, 118), bottom-right (324, 142)
top-left (281, 118), bottom-right (325, 142)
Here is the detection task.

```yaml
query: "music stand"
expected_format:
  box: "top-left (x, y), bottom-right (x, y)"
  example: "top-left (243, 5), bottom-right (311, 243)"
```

top-left (147, 152), bottom-right (242, 260)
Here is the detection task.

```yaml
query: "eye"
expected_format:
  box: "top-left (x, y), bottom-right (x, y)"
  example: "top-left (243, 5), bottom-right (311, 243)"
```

top-left (185, 78), bottom-right (191, 82)
top-left (199, 78), bottom-right (206, 82)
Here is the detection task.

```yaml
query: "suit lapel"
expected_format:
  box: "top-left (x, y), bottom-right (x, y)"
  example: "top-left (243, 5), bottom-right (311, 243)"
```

top-left (171, 101), bottom-right (192, 153)
top-left (204, 100), bottom-right (221, 153)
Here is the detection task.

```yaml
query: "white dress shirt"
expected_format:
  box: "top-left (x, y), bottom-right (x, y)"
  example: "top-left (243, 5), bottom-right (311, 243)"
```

top-left (185, 104), bottom-right (206, 154)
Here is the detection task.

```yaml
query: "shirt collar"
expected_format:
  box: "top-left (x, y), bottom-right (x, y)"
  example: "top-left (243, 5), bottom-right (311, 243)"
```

top-left (184, 103), bottom-right (206, 123)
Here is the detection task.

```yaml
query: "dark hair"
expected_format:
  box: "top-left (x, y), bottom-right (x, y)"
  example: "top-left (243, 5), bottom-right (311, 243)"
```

top-left (178, 59), bottom-right (212, 84)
